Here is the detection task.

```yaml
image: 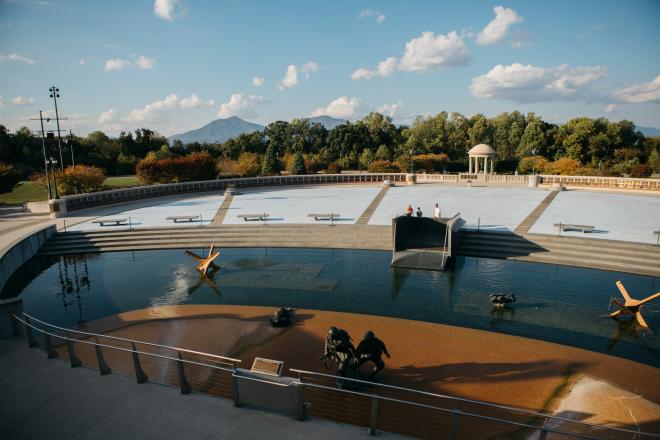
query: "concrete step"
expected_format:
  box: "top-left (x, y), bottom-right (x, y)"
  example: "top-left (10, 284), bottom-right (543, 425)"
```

top-left (458, 238), bottom-right (660, 260)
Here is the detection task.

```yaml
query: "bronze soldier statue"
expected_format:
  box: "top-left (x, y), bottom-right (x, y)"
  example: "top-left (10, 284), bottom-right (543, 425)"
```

top-left (356, 330), bottom-right (390, 379)
top-left (321, 326), bottom-right (357, 376)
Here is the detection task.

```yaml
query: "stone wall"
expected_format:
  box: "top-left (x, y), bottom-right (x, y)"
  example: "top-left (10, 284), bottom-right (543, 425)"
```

top-left (0, 225), bottom-right (56, 295)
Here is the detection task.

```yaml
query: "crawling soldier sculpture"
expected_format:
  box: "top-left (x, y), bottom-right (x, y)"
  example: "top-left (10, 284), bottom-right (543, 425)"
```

top-left (269, 307), bottom-right (294, 327)
top-left (320, 327), bottom-right (357, 377)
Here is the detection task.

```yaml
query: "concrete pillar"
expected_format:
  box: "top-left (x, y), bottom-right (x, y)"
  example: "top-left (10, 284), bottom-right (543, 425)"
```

top-left (483, 157), bottom-right (488, 174)
top-left (528, 175), bottom-right (540, 187)
top-left (475, 156), bottom-right (480, 173)
top-left (468, 156), bottom-right (473, 173)
top-left (491, 159), bottom-right (494, 174)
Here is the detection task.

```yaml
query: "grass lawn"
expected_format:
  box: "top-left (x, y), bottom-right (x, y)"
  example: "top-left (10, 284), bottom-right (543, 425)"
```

top-left (104, 175), bottom-right (140, 188)
top-left (0, 181), bottom-right (47, 205)
top-left (0, 175), bottom-right (140, 205)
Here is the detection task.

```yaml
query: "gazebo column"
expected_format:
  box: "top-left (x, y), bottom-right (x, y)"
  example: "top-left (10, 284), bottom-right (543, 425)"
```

top-left (469, 156), bottom-right (473, 173)
top-left (475, 156), bottom-right (480, 173)
top-left (484, 157), bottom-right (488, 174)
top-left (491, 159), bottom-right (494, 174)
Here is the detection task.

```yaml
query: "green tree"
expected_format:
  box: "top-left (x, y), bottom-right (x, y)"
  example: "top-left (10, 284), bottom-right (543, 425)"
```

top-left (359, 149), bottom-right (375, 169)
top-left (289, 151), bottom-right (307, 175)
top-left (261, 144), bottom-right (282, 175)
top-left (468, 114), bottom-right (494, 147)
top-left (517, 114), bottom-right (546, 158)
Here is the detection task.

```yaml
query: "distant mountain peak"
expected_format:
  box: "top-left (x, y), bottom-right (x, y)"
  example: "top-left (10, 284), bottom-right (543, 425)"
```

top-left (168, 117), bottom-right (264, 145)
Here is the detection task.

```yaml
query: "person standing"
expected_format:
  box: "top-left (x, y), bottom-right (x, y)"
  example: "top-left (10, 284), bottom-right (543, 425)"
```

top-left (416, 207), bottom-right (423, 217)
top-left (405, 204), bottom-right (413, 216)
top-left (434, 203), bottom-right (441, 219)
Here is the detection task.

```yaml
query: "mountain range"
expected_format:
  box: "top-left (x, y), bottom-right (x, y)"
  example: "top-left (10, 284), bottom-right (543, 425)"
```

top-left (168, 115), bottom-right (347, 145)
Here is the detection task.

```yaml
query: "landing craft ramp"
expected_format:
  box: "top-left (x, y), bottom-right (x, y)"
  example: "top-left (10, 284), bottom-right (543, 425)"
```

top-left (391, 214), bottom-right (463, 271)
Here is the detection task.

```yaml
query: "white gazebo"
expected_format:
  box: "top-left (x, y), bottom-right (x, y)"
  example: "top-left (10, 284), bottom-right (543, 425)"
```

top-left (468, 143), bottom-right (496, 174)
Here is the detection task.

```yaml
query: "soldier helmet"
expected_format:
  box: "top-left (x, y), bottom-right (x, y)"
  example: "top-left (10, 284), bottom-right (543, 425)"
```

top-left (364, 330), bottom-right (375, 339)
top-left (328, 327), bottom-right (340, 338)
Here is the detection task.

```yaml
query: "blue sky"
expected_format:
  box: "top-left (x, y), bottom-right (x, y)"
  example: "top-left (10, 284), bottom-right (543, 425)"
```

top-left (1, 0), bottom-right (659, 137)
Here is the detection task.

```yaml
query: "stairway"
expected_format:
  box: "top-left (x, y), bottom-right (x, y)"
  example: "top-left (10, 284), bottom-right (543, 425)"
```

top-left (37, 224), bottom-right (393, 256)
top-left (458, 231), bottom-right (660, 277)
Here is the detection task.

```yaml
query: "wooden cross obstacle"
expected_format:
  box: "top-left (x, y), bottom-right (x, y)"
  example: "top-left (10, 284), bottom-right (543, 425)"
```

top-left (608, 281), bottom-right (660, 335)
top-left (185, 244), bottom-right (220, 276)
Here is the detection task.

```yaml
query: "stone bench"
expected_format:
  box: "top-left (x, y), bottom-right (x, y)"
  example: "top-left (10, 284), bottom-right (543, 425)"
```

top-left (92, 218), bottom-right (127, 226)
top-left (166, 215), bottom-right (200, 223)
top-left (553, 223), bottom-right (595, 233)
top-left (307, 213), bottom-right (340, 222)
top-left (250, 357), bottom-right (283, 377)
top-left (237, 213), bottom-right (269, 222)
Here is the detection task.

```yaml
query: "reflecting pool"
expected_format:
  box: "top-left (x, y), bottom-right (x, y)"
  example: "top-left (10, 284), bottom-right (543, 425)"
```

top-left (2, 248), bottom-right (658, 366)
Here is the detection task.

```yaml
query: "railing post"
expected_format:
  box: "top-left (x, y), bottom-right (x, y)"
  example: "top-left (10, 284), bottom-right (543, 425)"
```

top-left (294, 382), bottom-right (305, 421)
top-left (131, 342), bottom-right (148, 383)
top-left (95, 338), bottom-right (112, 375)
top-left (450, 409), bottom-right (461, 440)
top-left (65, 333), bottom-right (82, 367)
top-left (538, 417), bottom-right (549, 440)
top-left (43, 326), bottom-right (58, 358)
top-left (232, 373), bottom-right (241, 407)
top-left (368, 396), bottom-right (379, 436)
top-left (176, 351), bottom-right (191, 395)
top-left (24, 316), bottom-right (38, 347)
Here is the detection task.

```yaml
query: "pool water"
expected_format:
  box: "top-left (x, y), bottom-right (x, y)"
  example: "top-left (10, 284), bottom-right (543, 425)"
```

top-left (2, 248), bottom-right (659, 367)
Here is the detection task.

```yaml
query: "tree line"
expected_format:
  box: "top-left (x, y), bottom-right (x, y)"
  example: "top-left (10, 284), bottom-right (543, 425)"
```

top-left (1, 110), bottom-right (659, 188)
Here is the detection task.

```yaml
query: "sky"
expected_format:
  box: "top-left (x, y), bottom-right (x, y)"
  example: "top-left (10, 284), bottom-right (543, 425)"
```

top-left (1, 0), bottom-right (659, 137)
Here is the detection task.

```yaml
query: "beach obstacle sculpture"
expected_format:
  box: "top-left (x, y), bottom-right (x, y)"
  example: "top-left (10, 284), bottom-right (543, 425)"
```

top-left (608, 281), bottom-right (660, 335)
top-left (185, 244), bottom-right (220, 276)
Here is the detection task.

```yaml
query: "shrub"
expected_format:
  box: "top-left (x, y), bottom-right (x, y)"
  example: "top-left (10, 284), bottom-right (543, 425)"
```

top-left (136, 152), bottom-right (216, 184)
top-left (0, 162), bottom-right (22, 193)
top-left (544, 158), bottom-right (582, 176)
top-left (261, 144), bottom-right (282, 176)
top-left (326, 162), bottom-right (341, 174)
top-left (374, 145), bottom-right (392, 161)
top-left (413, 153), bottom-right (449, 173)
top-left (517, 156), bottom-right (549, 174)
top-left (59, 165), bottom-right (106, 193)
top-left (368, 160), bottom-right (401, 173)
top-left (630, 164), bottom-right (652, 178)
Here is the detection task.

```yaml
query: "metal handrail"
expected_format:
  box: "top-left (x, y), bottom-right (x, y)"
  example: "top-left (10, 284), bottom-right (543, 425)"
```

top-left (296, 380), bottom-right (598, 440)
top-left (24, 313), bottom-right (241, 365)
top-left (14, 314), bottom-right (295, 391)
top-left (290, 368), bottom-right (659, 437)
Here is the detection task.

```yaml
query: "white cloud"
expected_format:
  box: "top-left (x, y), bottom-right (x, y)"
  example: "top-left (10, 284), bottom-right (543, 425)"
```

top-left (217, 93), bottom-right (267, 119)
top-left (399, 31), bottom-right (469, 72)
top-left (154, 0), bottom-right (186, 21)
top-left (252, 76), bottom-right (264, 87)
top-left (301, 61), bottom-right (319, 79)
top-left (376, 102), bottom-right (402, 118)
top-left (179, 93), bottom-right (202, 109)
top-left (124, 93), bottom-right (210, 123)
top-left (277, 65), bottom-right (298, 90)
top-left (104, 58), bottom-right (131, 71)
top-left (311, 96), bottom-right (363, 119)
top-left (11, 96), bottom-right (35, 106)
top-left (611, 75), bottom-right (660, 103)
top-left (351, 57), bottom-right (397, 80)
top-left (476, 6), bottom-right (523, 46)
top-left (470, 63), bottom-right (607, 103)
top-left (79, 59), bottom-right (86, 65)
top-left (135, 55), bottom-right (155, 70)
top-left (206, 99), bottom-right (215, 106)
top-left (104, 55), bottom-right (156, 72)
top-left (98, 109), bottom-right (117, 124)
top-left (605, 104), bottom-right (619, 113)
top-left (0, 53), bottom-right (35, 64)
top-left (359, 9), bottom-right (386, 24)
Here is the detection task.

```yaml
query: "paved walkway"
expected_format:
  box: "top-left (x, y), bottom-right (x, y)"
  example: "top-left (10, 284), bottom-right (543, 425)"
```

top-left (0, 337), bottom-right (399, 440)
top-left (515, 191), bottom-right (559, 234)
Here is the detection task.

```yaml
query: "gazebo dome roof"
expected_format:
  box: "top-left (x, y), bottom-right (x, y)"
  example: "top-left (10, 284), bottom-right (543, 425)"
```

top-left (468, 143), bottom-right (496, 156)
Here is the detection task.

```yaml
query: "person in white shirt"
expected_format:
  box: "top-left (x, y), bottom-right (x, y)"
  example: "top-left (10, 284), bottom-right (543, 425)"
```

top-left (434, 203), bottom-right (441, 219)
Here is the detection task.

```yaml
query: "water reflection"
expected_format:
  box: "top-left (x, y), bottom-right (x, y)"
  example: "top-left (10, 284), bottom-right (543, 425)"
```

top-left (4, 248), bottom-right (659, 366)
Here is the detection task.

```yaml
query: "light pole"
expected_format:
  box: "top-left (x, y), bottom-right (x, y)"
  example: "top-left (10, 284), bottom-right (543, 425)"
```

top-left (49, 157), bottom-right (60, 199)
top-left (30, 111), bottom-right (53, 199)
top-left (531, 148), bottom-right (538, 175)
top-left (68, 129), bottom-right (75, 168)
top-left (49, 86), bottom-right (64, 171)
top-left (409, 149), bottom-right (414, 174)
